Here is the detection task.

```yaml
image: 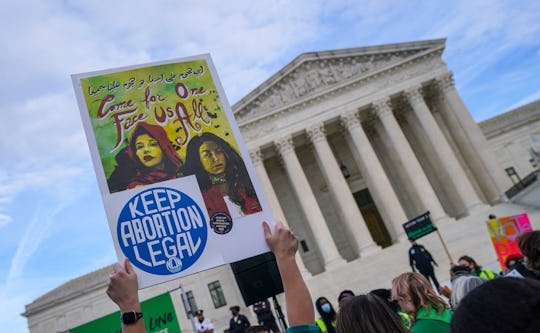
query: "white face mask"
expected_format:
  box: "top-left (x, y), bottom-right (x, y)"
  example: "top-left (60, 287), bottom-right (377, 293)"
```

top-left (321, 303), bottom-right (331, 313)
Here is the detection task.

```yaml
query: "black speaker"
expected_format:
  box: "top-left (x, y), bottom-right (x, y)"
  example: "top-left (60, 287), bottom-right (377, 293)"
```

top-left (230, 252), bottom-right (284, 306)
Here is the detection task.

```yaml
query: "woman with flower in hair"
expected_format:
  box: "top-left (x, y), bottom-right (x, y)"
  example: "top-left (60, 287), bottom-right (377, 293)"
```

top-left (183, 132), bottom-right (261, 221)
top-left (392, 272), bottom-right (452, 333)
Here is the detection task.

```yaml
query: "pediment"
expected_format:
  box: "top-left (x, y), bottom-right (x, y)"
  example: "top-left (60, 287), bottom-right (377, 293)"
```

top-left (233, 39), bottom-right (446, 123)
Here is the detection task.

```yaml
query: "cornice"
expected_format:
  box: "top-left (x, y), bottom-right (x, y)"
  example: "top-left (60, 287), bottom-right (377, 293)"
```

top-left (23, 265), bottom-right (112, 317)
top-left (237, 47), bottom-right (444, 130)
top-left (479, 99), bottom-right (540, 138)
top-left (239, 51), bottom-right (445, 147)
top-left (233, 39), bottom-right (446, 115)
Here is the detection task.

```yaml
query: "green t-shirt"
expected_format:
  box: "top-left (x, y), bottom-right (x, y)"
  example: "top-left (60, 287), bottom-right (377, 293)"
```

top-left (411, 306), bottom-right (452, 333)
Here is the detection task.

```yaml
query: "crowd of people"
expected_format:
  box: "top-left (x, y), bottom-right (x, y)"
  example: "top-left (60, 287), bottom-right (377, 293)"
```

top-left (107, 223), bottom-right (540, 333)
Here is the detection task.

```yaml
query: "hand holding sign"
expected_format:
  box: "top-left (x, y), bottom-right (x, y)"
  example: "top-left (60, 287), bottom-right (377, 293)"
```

top-left (107, 259), bottom-right (140, 312)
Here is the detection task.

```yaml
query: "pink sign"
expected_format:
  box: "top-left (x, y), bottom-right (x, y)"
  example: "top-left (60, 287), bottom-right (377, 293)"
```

top-left (486, 213), bottom-right (533, 270)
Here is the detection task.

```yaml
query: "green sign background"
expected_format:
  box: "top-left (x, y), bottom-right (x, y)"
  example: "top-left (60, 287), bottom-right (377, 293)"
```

top-left (70, 293), bottom-right (181, 333)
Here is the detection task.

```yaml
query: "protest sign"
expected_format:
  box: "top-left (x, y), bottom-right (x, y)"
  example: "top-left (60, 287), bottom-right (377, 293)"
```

top-left (70, 292), bottom-right (180, 333)
top-left (72, 55), bottom-right (274, 288)
top-left (403, 212), bottom-right (436, 241)
top-left (486, 213), bottom-right (532, 270)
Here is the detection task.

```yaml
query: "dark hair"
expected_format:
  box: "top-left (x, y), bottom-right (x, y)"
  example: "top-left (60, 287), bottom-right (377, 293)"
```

top-left (517, 231), bottom-right (540, 271)
top-left (184, 132), bottom-right (257, 211)
top-left (451, 277), bottom-right (540, 332)
top-left (458, 255), bottom-right (481, 270)
top-left (338, 289), bottom-right (355, 304)
top-left (315, 297), bottom-right (336, 333)
top-left (337, 294), bottom-right (409, 333)
top-left (369, 288), bottom-right (399, 312)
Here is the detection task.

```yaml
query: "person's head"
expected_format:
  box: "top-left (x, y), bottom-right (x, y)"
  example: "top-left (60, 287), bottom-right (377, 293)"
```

top-left (504, 253), bottom-right (523, 270)
top-left (458, 255), bottom-right (481, 271)
top-left (391, 272), bottom-right (446, 317)
top-left (517, 230), bottom-right (540, 271)
top-left (184, 132), bottom-right (258, 209)
top-left (409, 239), bottom-right (417, 246)
top-left (451, 277), bottom-right (540, 333)
top-left (336, 294), bottom-right (409, 333)
top-left (128, 122), bottom-right (183, 172)
top-left (450, 275), bottom-right (485, 309)
top-left (199, 140), bottom-right (227, 175)
top-left (196, 309), bottom-right (204, 320)
top-left (315, 296), bottom-right (335, 318)
top-left (184, 133), bottom-right (245, 186)
top-left (246, 326), bottom-right (269, 333)
top-left (450, 264), bottom-right (472, 280)
top-left (230, 305), bottom-right (240, 315)
top-left (337, 289), bottom-right (355, 305)
top-left (184, 132), bottom-right (236, 177)
top-left (134, 133), bottom-right (164, 168)
top-left (488, 214), bottom-right (497, 220)
top-left (369, 288), bottom-right (398, 312)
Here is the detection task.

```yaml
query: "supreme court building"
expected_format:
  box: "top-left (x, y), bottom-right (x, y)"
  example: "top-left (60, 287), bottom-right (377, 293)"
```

top-left (24, 39), bottom-right (540, 333)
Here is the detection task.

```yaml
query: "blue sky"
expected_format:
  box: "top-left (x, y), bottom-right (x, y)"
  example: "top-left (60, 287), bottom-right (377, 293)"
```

top-left (1, 0), bottom-right (540, 331)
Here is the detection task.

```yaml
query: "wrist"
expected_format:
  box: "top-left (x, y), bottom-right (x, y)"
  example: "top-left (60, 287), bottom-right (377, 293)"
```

top-left (118, 300), bottom-right (141, 313)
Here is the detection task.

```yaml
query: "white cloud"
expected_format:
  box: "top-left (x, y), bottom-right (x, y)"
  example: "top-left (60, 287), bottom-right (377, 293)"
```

top-left (0, 214), bottom-right (12, 227)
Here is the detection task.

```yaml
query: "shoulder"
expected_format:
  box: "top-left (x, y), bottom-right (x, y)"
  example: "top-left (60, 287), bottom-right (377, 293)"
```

top-left (287, 325), bottom-right (321, 333)
top-left (412, 319), bottom-right (450, 333)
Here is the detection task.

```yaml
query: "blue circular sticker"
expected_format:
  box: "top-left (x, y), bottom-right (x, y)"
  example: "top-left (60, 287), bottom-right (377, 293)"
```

top-left (117, 187), bottom-right (208, 275)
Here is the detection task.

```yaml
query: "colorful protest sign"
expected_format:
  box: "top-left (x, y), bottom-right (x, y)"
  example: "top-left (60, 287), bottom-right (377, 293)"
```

top-left (72, 55), bottom-right (274, 288)
top-left (486, 213), bottom-right (533, 270)
top-left (403, 212), bottom-right (436, 241)
top-left (70, 292), bottom-right (181, 333)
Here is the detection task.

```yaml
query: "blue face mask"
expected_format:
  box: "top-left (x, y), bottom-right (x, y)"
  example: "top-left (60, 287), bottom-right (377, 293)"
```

top-left (321, 303), bottom-right (331, 313)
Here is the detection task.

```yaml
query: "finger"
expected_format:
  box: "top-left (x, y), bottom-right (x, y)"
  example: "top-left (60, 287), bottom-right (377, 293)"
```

top-left (262, 221), bottom-right (271, 237)
top-left (112, 262), bottom-right (123, 274)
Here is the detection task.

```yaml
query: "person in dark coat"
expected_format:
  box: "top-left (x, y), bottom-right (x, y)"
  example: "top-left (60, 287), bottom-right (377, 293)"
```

top-left (408, 240), bottom-right (440, 291)
top-left (229, 305), bottom-right (251, 333)
top-left (252, 300), bottom-right (280, 333)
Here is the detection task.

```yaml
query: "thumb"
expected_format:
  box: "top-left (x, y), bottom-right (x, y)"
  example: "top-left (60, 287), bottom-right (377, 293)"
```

top-left (124, 258), bottom-right (134, 274)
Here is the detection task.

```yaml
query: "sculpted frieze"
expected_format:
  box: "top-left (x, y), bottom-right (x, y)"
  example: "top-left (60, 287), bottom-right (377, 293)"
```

top-left (237, 50), bottom-right (425, 122)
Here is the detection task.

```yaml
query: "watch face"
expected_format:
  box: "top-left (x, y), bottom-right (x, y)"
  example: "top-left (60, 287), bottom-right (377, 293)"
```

top-left (122, 312), bottom-right (142, 324)
top-left (122, 312), bottom-right (136, 324)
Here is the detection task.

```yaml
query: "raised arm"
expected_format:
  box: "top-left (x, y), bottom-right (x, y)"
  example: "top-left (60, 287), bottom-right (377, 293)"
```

top-left (107, 259), bottom-right (147, 333)
top-left (263, 221), bottom-right (314, 326)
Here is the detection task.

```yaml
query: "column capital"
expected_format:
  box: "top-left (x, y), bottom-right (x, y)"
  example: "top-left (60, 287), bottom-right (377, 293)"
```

top-left (403, 87), bottom-right (425, 106)
top-left (274, 135), bottom-right (295, 156)
top-left (306, 123), bottom-right (326, 143)
top-left (435, 72), bottom-right (455, 92)
top-left (372, 98), bottom-right (393, 119)
top-left (249, 148), bottom-right (263, 166)
top-left (340, 111), bottom-right (361, 130)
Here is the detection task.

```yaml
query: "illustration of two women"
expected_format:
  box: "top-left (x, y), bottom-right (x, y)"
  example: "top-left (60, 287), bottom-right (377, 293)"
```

top-left (107, 123), bottom-right (261, 219)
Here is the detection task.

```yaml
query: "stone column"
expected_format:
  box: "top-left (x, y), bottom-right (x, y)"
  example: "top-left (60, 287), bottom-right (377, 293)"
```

top-left (250, 148), bottom-right (311, 275)
top-left (274, 135), bottom-right (345, 269)
top-left (249, 148), bottom-right (286, 223)
top-left (306, 124), bottom-right (380, 257)
top-left (404, 87), bottom-right (483, 211)
top-left (340, 111), bottom-right (407, 241)
top-left (373, 98), bottom-right (449, 223)
top-left (436, 73), bottom-right (512, 198)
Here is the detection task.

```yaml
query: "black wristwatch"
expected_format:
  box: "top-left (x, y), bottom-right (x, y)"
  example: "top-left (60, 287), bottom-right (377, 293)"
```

top-left (121, 311), bottom-right (143, 325)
